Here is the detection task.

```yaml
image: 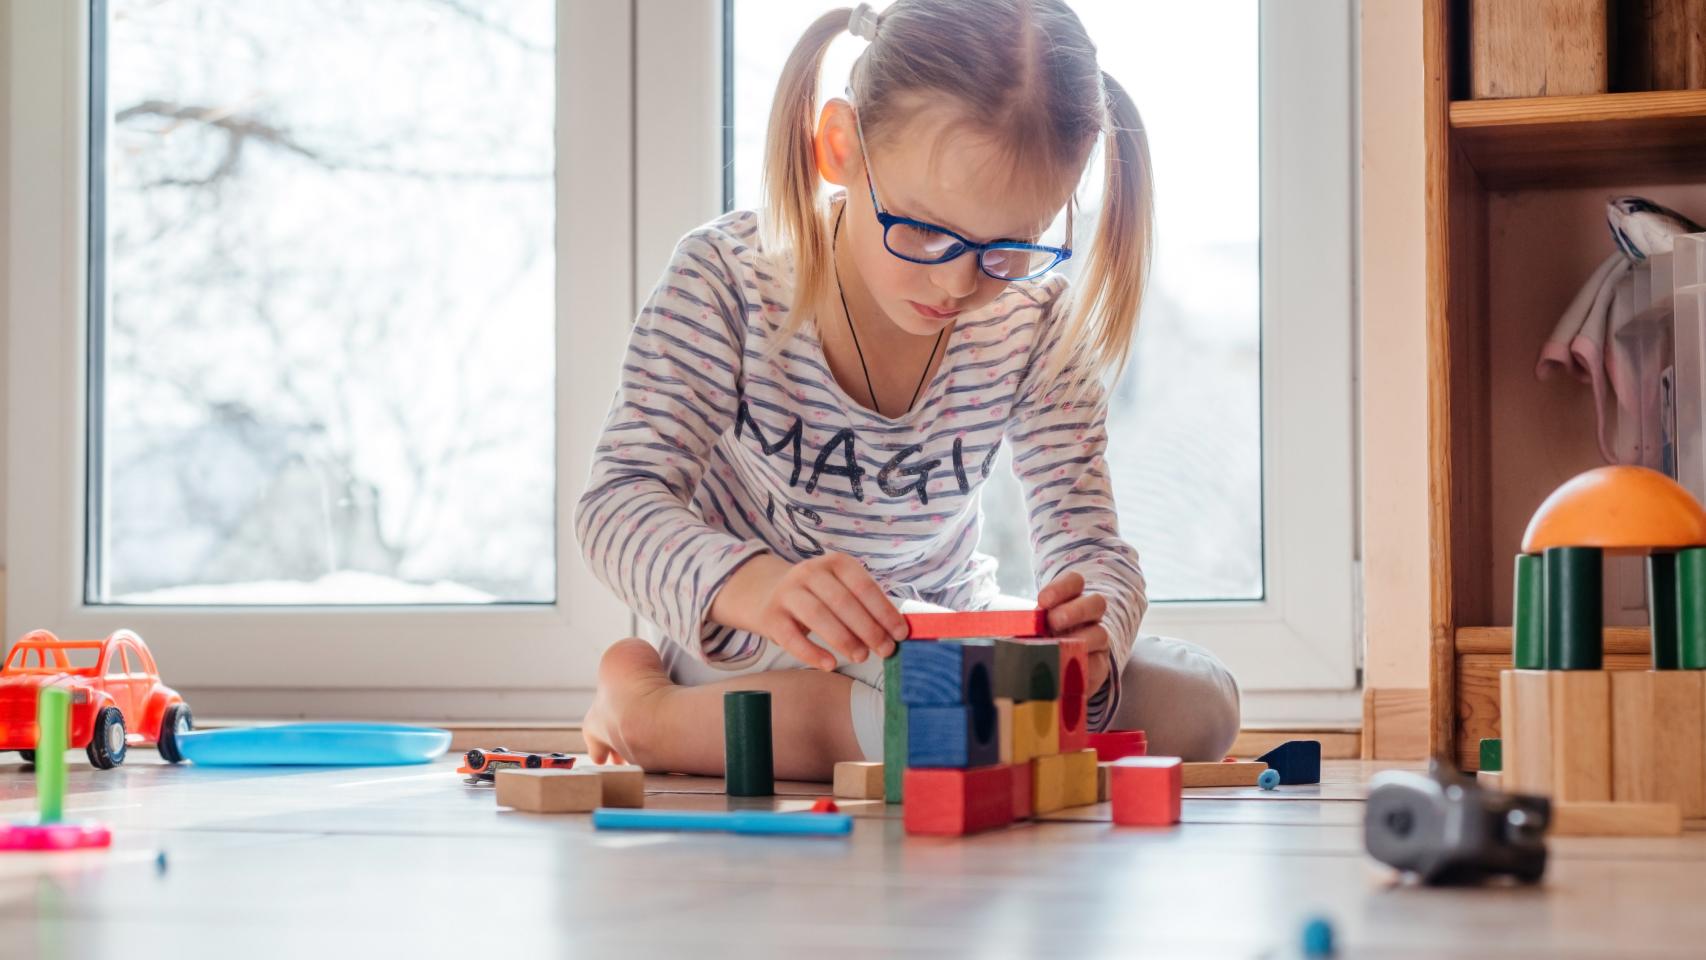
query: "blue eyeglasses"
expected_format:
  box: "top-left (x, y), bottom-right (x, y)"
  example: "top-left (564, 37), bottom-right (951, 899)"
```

top-left (852, 105), bottom-right (1073, 282)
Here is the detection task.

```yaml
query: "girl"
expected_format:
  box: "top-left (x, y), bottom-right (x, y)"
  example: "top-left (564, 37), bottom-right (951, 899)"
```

top-left (574, 0), bottom-right (1240, 781)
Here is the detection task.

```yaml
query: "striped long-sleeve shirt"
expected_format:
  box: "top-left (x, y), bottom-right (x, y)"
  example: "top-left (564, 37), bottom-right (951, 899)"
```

top-left (573, 206), bottom-right (1148, 731)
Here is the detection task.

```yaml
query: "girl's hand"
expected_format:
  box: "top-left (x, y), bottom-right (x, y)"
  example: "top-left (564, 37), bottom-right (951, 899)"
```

top-left (736, 552), bottom-right (907, 671)
top-left (1038, 571), bottom-right (1112, 692)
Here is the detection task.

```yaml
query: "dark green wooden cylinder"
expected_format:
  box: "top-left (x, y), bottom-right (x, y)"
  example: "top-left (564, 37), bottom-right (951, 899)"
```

top-left (723, 690), bottom-right (774, 797)
top-left (1648, 551), bottom-right (1680, 670)
top-left (1680, 547), bottom-right (1706, 670)
top-left (1512, 553), bottom-right (1546, 669)
top-left (1544, 546), bottom-right (1602, 670)
top-left (883, 651), bottom-right (906, 803)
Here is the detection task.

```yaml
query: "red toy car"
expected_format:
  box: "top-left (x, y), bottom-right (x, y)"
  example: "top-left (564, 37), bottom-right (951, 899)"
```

top-left (458, 748), bottom-right (575, 784)
top-left (0, 629), bottom-right (191, 769)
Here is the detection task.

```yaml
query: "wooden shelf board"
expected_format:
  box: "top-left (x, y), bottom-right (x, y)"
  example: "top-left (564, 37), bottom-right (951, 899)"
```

top-left (1450, 90), bottom-right (1706, 189)
top-left (1454, 625), bottom-right (1653, 656)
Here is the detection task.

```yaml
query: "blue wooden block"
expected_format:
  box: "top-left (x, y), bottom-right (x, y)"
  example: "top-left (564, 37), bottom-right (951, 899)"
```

top-left (1256, 739), bottom-right (1321, 785)
top-left (900, 641), bottom-right (996, 707)
top-left (907, 704), bottom-right (1000, 768)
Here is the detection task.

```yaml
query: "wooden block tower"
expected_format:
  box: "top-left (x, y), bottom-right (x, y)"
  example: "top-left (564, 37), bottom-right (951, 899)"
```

top-left (1501, 466), bottom-right (1706, 833)
top-left (889, 611), bottom-right (1101, 836)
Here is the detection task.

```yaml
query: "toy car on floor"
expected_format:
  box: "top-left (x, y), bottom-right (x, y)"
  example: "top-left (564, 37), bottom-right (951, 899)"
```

top-left (458, 748), bottom-right (575, 784)
top-left (0, 629), bottom-right (192, 769)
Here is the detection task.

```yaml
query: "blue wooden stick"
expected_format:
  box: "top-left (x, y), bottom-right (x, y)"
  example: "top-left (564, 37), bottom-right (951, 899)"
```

top-left (591, 808), bottom-right (852, 836)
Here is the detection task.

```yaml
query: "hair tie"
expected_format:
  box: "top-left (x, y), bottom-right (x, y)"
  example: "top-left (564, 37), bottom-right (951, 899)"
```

top-left (848, 2), bottom-right (880, 41)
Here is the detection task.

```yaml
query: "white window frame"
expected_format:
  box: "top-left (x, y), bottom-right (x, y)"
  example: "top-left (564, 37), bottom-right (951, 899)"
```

top-left (673, 0), bottom-right (1360, 721)
top-left (5, 1), bottom-right (635, 720)
top-left (9, 0), bottom-right (1358, 724)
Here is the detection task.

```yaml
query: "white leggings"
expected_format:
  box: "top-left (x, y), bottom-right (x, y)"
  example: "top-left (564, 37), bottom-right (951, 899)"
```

top-left (657, 600), bottom-right (1242, 763)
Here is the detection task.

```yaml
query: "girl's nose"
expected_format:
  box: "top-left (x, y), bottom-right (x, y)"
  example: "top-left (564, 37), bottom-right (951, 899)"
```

top-left (929, 255), bottom-right (980, 300)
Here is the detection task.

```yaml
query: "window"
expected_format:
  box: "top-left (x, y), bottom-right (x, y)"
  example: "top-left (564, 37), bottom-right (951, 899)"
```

top-left (723, 0), bottom-right (1356, 709)
top-left (105, 646), bottom-right (130, 677)
top-left (89, 0), bottom-right (557, 605)
top-left (9, 2), bottom-right (633, 712)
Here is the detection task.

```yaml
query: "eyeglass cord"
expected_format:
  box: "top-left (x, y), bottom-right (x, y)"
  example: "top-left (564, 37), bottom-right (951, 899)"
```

top-left (832, 206), bottom-right (945, 417)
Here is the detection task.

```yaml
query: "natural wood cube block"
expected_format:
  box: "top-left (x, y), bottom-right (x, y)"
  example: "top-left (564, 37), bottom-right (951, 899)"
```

top-left (832, 761), bottom-right (885, 800)
top-left (1097, 761), bottom-right (1113, 802)
top-left (1501, 669), bottom-right (1554, 796)
top-left (598, 765), bottom-right (646, 808)
top-left (1611, 671), bottom-right (1705, 818)
top-left (496, 769), bottom-right (602, 814)
top-left (1548, 670), bottom-right (1611, 802)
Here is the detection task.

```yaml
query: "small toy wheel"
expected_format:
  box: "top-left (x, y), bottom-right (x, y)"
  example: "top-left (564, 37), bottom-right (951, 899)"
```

top-left (18, 750), bottom-right (34, 764)
top-left (156, 703), bottom-right (192, 764)
top-left (1258, 769), bottom-right (1281, 790)
top-left (87, 706), bottom-right (127, 769)
top-left (525, 754), bottom-right (543, 769)
top-left (465, 749), bottom-right (486, 772)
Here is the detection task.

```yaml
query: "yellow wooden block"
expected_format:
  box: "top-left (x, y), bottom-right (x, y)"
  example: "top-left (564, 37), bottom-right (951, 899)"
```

top-left (1611, 671), bottom-right (1706, 818)
top-left (832, 761), bottom-right (885, 800)
top-left (1550, 801), bottom-right (1682, 837)
top-left (1011, 700), bottom-right (1059, 764)
top-left (495, 769), bottom-right (601, 814)
top-left (1180, 761), bottom-right (1267, 787)
top-left (598, 764), bottom-right (646, 808)
top-left (996, 698), bottom-right (1015, 765)
top-left (1061, 749), bottom-right (1099, 808)
top-left (1501, 669), bottom-right (1553, 796)
top-left (1548, 670), bottom-right (1611, 802)
top-left (1032, 753), bottom-right (1067, 815)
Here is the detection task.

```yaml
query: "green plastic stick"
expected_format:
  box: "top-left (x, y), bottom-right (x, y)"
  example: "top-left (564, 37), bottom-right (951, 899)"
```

top-left (1679, 547), bottom-right (1706, 670)
top-left (37, 686), bottom-right (69, 824)
top-left (1544, 546), bottom-right (1603, 670)
top-left (1648, 552), bottom-right (1680, 670)
top-left (1512, 554), bottom-right (1545, 669)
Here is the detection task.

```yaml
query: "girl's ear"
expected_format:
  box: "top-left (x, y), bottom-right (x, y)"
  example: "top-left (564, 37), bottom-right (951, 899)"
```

top-left (813, 99), bottom-right (860, 188)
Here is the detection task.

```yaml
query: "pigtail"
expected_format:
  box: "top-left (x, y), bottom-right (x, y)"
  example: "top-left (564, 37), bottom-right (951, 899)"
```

top-left (1052, 70), bottom-right (1154, 393)
top-left (762, 7), bottom-right (854, 345)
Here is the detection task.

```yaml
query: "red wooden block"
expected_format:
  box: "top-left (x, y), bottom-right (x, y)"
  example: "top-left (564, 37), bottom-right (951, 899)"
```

top-left (1110, 756), bottom-right (1182, 827)
top-left (904, 609), bottom-right (1048, 640)
top-left (809, 797), bottom-right (839, 814)
top-left (1088, 730), bottom-right (1147, 762)
top-left (1008, 762), bottom-right (1034, 821)
top-left (904, 766), bottom-right (1014, 836)
top-left (1056, 637), bottom-right (1090, 754)
top-left (1222, 756), bottom-right (1238, 763)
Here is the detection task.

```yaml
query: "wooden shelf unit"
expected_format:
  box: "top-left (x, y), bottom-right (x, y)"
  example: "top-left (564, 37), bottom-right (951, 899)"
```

top-left (1424, 0), bottom-right (1706, 764)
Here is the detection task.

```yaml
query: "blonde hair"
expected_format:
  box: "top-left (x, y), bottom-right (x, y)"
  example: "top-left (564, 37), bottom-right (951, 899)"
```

top-left (760, 0), bottom-right (1155, 386)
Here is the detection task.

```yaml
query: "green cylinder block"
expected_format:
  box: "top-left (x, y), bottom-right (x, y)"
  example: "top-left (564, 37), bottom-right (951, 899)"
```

top-left (723, 690), bottom-right (774, 797)
top-left (36, 686), bottom-right (69, 824)
top-left (1512, 553), bottom-right (1546, 669)
top-left (1680, 547), bottom-right (1706, 670)
top-left (1545, 546), bottom-right (1602, 670)
top-left (883, 650), bottom-right (906, 804)
top-left (1648, 552), bottom-right (1680, 670)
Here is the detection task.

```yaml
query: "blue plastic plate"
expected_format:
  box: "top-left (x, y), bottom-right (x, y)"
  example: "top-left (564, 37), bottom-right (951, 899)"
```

top-left (176, 723), bottom-right (452, 766)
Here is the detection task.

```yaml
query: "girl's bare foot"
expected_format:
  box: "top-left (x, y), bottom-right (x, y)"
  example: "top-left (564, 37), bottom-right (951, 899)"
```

top-left (582, 638), bottom-right (676, 766)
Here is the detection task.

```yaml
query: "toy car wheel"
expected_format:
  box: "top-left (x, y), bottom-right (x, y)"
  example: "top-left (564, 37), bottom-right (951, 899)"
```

top-left (525, 754), bottom-right (543, 769)
top-left (86, 707), bottom-right (128, 769)
top-left (156, 703), bottom-right (192, 764)
top-left (465, 749), bottom-right (486, 772)
top-left (18, 750), bottom-right (34, 764)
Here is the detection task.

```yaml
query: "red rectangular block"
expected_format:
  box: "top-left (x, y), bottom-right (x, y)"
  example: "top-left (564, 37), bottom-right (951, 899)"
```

top-left (1088, 730), bottom-right (1147, 762)
top-left (904, 766), bottom-right (1014, 836)
top-left (904, 609), bottom-right (1048, 640)
top-left (1056, 637), bottom-right (1090, 754)
top-left (1008, 761), bottom-right (1033, 821)
top-left (1110, 756), bottom-right (1181, 827)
